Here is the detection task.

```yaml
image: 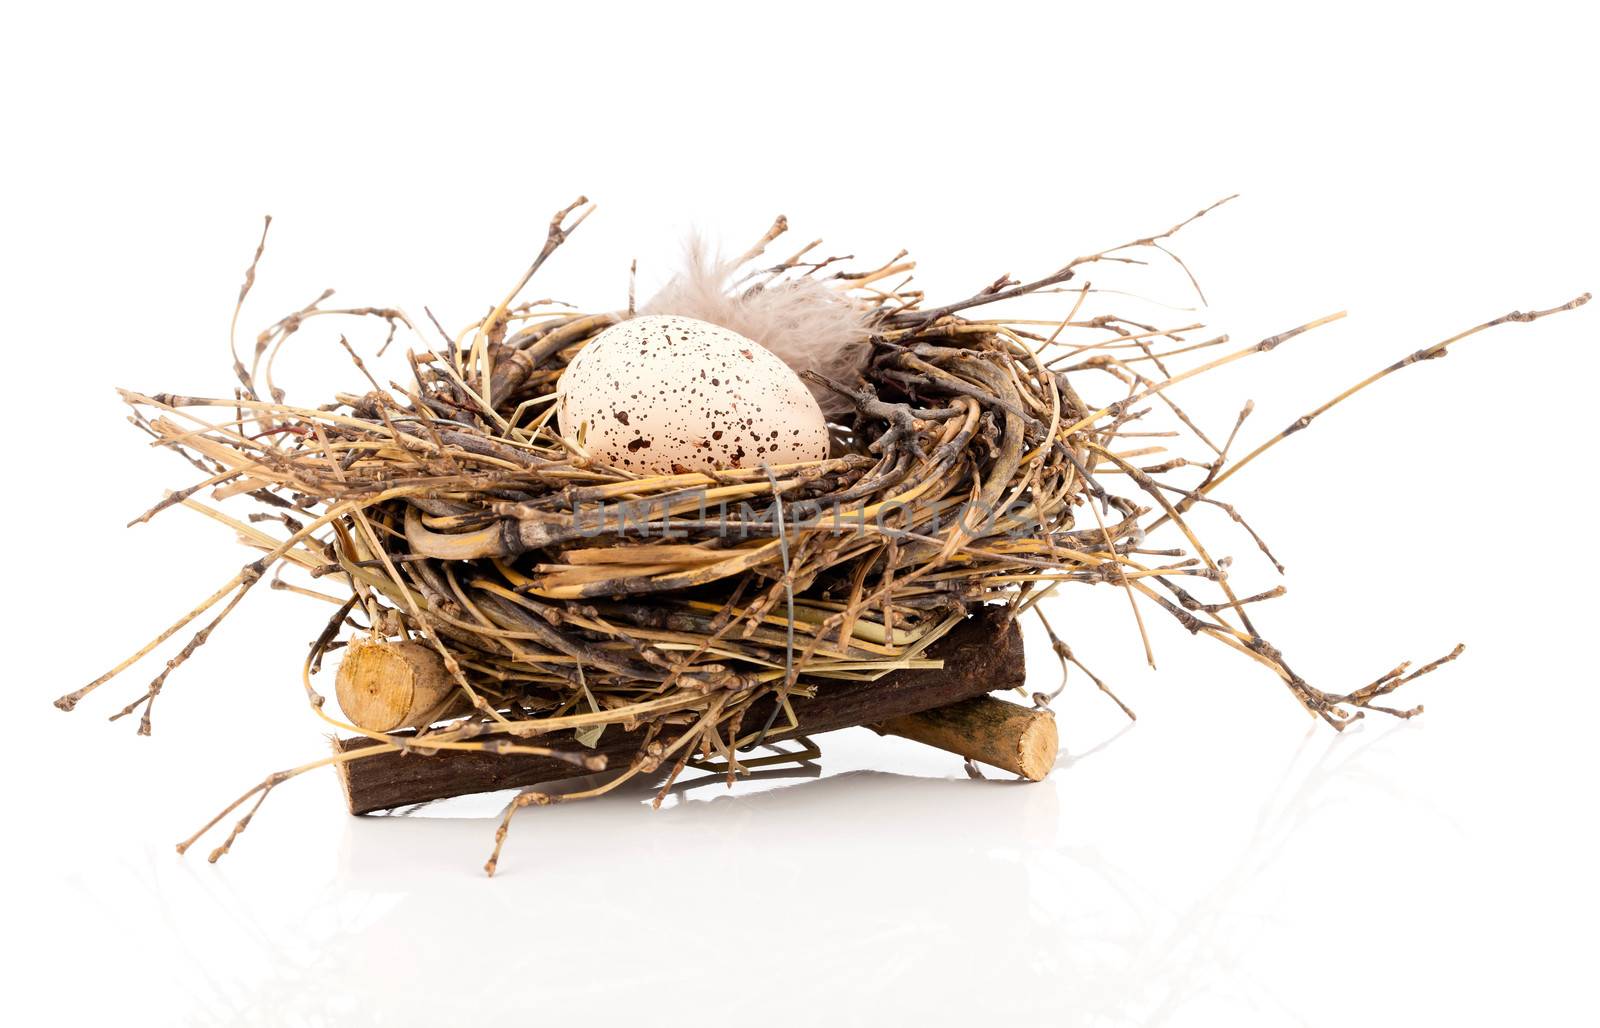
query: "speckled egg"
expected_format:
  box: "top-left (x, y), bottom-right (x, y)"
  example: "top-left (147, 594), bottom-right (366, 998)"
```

top-left (557, 314), bottom-right (830, 475)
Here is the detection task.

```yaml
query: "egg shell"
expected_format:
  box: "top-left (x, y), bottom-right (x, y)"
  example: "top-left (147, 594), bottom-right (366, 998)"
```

top-left (557, 314), bottom-right (830, 475)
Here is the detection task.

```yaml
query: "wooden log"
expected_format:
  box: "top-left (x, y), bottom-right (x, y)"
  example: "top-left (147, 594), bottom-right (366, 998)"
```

top-left (334, 605), bottom-right (1028, 813)
top-left (335, 639), bottom-right (467, 732)
top-left (876, 695), bottom-right (1057, 780)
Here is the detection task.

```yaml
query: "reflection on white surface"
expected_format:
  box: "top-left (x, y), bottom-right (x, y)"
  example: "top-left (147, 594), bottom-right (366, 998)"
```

top-left (27, 575), bottom-right (1599, 1027)
top-left (35, 713), bottom-right (1504, 1028)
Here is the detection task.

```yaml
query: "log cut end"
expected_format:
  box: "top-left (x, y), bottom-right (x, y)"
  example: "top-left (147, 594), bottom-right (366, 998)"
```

top-left (1015, 706), bottom-right (1059, 782)
top-left (335, 638), bottom-right (458, 733)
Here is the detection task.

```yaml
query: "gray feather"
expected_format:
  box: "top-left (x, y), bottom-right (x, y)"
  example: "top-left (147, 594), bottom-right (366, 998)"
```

top-left (641, 235), bottom-right (870, 415)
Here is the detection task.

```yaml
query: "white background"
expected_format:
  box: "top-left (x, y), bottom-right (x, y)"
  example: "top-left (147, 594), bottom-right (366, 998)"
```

top-left (4, 3), bottom-right (1596, 1025)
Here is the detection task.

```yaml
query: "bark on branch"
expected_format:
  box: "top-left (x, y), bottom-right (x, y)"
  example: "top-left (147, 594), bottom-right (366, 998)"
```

top-left (335, 606), bottom-right (1027, 813)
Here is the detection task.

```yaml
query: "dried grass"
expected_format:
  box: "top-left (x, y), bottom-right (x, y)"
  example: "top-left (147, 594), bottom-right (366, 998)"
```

top-left (55, 196), bottom-right (1589, 872)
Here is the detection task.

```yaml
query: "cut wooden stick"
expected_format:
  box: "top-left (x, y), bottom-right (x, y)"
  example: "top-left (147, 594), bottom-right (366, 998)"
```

top-left (334, 606), bottom-right (1030, 813)
top-left (335, 638), bottom-right (469, 732)
top-left (876, 695), bottom-right (1057, 781)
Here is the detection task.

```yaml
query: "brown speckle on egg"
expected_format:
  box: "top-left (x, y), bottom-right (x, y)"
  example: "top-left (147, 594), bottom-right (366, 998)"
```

top-left (556, 315), bottom-right (829, 475)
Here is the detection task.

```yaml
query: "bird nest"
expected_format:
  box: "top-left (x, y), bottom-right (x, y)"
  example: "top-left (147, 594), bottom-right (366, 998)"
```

top-left (56, 196), bottom-right (1588, 871)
